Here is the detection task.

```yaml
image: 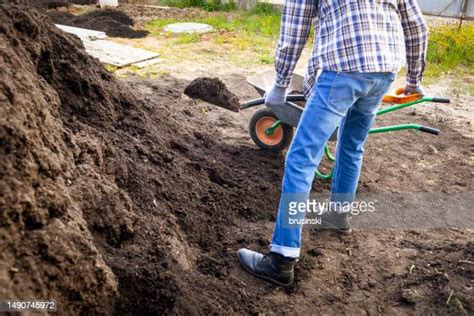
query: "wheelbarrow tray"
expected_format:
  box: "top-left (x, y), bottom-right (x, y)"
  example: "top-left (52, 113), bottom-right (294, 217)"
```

top-left (246, 69), bottom-right (305, 97)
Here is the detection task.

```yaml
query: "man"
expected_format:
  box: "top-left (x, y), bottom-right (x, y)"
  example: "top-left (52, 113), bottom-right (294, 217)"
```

top-left (238, 0), bottom-right (428, 286)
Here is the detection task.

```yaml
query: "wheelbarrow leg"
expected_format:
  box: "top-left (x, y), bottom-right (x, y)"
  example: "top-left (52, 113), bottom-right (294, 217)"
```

top-left (266, 101), bottom-right (304, 128)
top-left (315, 143), bottom-right (336, 180)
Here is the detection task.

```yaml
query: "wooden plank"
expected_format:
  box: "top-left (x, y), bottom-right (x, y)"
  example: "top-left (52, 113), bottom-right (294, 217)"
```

top-left (55, 24), bottom-right (107, 39)
top-left (132, 58), bottom-right (162, 68)
top-left (82, 39), bottom-right (159, 67)
top-left (55, 24), bottom-right (160, 67)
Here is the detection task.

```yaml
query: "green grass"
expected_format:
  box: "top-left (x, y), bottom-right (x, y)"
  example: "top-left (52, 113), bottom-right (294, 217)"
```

top-left (145, 18), bottom-right (179, 33)
top-left (425, 24), bottom-right (474, 78)
top-left (104, 64), bottom-right (118, 72)
top-left (259, 53), bottom-right (274, 64)
top-left (174, 33), bottom-right (202, 44)
top-left (144, 5), bottom-right (473, 80)
top-left (145, 3), bottom-right (281, 38)
top-left (144, 4), bottom-right (281, 63)
top-left (468, 83), bottom-right (474, 96)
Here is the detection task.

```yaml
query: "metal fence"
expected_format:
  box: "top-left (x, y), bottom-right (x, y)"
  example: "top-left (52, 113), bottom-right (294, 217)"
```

top-left (417, 0), bottom-right (473, 20)
top-left (257, 0), bottom-right (474, 20)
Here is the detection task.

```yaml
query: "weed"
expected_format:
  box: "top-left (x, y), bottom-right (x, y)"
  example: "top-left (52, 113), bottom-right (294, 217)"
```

top-left (145, 18), bottom-right (179, 35)
top-left (104, 64), bottom-right (118, 73)
top-left (174, 33), bottom-right (202, 44)
top-left (425, 24), bottom-right (474, 78)
top-left (259, 54), bottom-right (274, 64)
top-left (127, 65), bottom-right (140, 72)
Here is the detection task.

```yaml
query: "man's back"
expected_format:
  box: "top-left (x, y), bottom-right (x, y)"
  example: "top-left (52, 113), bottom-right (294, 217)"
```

top-left (274, 0), bottom-right (428, 96)
top-left (316, 0), bottom-right (407, 72)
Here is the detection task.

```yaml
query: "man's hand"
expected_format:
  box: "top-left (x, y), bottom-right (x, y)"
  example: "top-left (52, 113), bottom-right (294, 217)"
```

top-left (404, 84), bottom-right (426, 97)
top-left (265, 85), bottom-right (286, 108)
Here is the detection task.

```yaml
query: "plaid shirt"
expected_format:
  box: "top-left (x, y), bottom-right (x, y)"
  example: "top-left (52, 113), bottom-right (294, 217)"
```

top-left (275, 0), bottom-right (429, 97)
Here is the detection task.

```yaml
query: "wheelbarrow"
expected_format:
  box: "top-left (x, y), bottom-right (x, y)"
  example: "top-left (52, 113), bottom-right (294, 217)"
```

top-left (241, 69), bottom-right (451, 180)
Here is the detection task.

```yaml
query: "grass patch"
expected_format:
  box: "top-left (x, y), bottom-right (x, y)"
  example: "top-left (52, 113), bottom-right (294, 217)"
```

top-left (259, 53), bottom-right (274, 64)
top-left (468, 83), bottom-right (474, 96)
top-left (142, 5), bottom-right (472, 86)
top-left (174, 33), bottom-right (202, 44)
top-left (425, 24), bottom-right (474, 78)
top-left (117, 66), bottom-right (170, 79)
top-left (127, 65), bottom-right (140, 72)
top-left (104, 64), bottom-right (118, 73)
top-left (145, 18), bottom-right (179, 35)
top-left (143, 4), bottom-right (282, 66)
top-left (145, 3), bottom-right (281, 37)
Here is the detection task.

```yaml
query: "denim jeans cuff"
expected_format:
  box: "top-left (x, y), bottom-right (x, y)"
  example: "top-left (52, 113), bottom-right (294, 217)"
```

top-left (270, 244), bottom-right (300, 258)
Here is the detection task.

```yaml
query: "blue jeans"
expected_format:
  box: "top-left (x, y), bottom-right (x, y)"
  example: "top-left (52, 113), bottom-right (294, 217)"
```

top-left (270, 71), bottom-right (395, 258)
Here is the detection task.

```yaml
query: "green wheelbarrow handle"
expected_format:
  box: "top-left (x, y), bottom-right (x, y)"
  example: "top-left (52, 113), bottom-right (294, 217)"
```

top-left (315, 123), bottom-right (440, 180)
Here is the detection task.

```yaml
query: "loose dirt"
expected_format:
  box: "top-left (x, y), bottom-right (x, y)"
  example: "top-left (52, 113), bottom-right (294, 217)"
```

top-left (47, 8), bottom-right (149, 38)
top-left (117, 3), bottom-right (207, 27)
top-left (185, 77), bottom-right (241, 112)
top-left (1, 3), bottom-right (473, 315)
top-left (30, 0), bottom-right (94, 9)
top-left (1, 4), bottom-right (282, 314)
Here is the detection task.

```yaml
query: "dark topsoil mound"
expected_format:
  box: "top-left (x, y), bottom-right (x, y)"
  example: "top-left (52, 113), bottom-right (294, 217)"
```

top-left (185, 77), bottom-right (241, 112)
top-left (48, 8), bottom-right (149, 38)
top-left (29, 0), bottom-right (95, 9)
top-left (1, 4), bottom-right (473, 315)
top-left (0, 4), bottom-right (283, 314)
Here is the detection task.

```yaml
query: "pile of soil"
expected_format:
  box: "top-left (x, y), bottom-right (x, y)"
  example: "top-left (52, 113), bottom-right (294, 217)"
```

top-left (0, 4), bottom-right (281, 314)
top-left (30, 0), bottom-right (95, 9)
top-left (1, 4), bottom-right (472, 315)
top-left (185, 77), bottom-right (240, 112)
top-left (48, 8), bottom-right (149, 38)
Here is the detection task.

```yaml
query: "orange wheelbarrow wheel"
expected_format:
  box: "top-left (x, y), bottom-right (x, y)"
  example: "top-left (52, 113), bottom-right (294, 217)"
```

top-left (249, 108), bottom-right (294, 152)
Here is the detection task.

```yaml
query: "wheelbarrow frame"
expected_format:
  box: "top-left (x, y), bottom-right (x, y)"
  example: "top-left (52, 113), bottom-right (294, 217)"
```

top-left (241, 72), bottom-right (450, 180)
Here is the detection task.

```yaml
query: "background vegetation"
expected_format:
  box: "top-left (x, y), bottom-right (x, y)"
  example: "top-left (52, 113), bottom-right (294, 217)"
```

top-left (426, 23), bottom-right (474, 78)
top-left (146, 2), bottom-right (473, 75)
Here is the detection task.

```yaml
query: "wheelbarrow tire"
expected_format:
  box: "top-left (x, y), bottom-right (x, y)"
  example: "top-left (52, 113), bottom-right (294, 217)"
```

top-left (249, 108), bottom-right (294, 153)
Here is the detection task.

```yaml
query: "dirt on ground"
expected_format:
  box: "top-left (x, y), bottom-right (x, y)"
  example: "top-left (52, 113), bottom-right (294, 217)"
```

top-left (45, 2), bottom-right (207, 29)
top-left (117, 3), bottom-right (208, 27)
top-left (29, 0), bottom-right (95, 9)
top-left (1, 3), bottom-right (473, 315)
top-left (47, 8), bottom-right (149, 38)
top-left (185, 77), bottom-right (241, 112)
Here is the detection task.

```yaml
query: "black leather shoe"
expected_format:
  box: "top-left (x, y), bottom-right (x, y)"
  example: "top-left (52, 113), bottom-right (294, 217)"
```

top-left (237, 249), bottom-right (296, 286)
top-left (319, 211), bottom-right (352, 234)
